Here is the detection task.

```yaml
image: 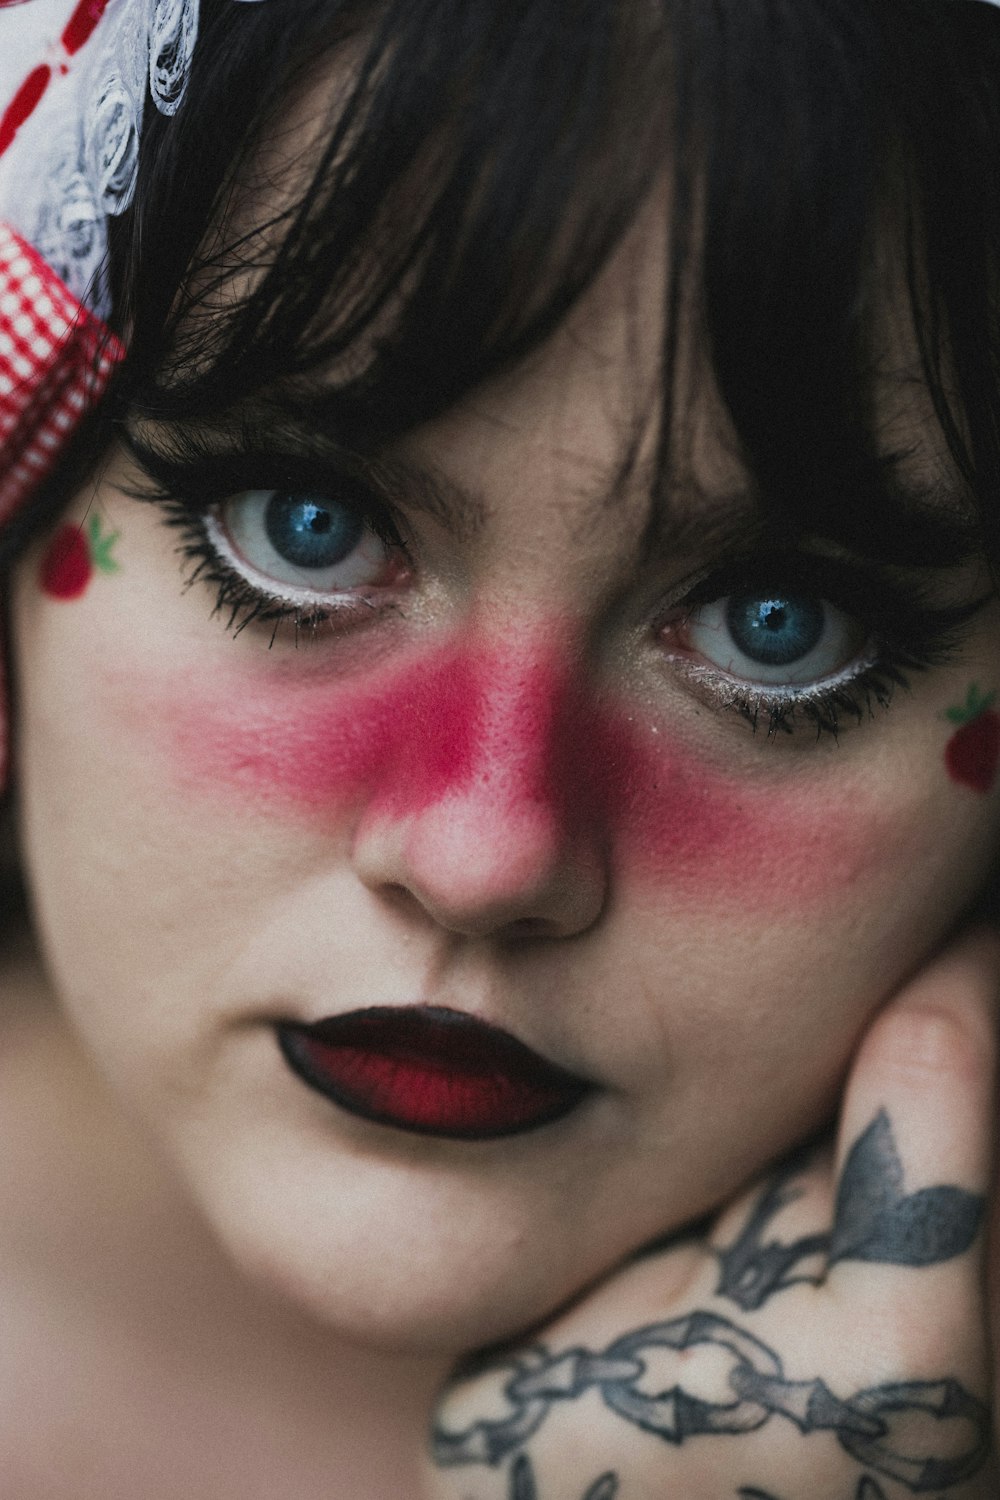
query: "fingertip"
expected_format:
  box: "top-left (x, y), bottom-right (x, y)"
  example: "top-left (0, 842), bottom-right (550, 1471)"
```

top-left (835, 927), bottom-right (1000, 1221)
top-left (855, 994), bottom-right (988, 1100)
top-left (865, 925), bottom-right (1000, 1079)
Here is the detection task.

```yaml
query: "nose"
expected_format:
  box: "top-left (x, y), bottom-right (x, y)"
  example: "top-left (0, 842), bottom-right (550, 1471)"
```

top-left (350, 641), bottom-right (609, 940)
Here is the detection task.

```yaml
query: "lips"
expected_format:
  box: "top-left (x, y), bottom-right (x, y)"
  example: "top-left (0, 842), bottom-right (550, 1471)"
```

top-left (277, 1006), bottom-right (593, 1140)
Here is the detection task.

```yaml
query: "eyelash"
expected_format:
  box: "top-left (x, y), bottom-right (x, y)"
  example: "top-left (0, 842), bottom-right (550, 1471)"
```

top-left (174, 505), bottom-right (401, 641)
top-left (692, 657), bottom-right (912, 741)
top-left (119, 434), bottom-right (984, 741)
top-left (665, 555), bottom-right (979, 741)
top-left (120, 437), bottom-right (408, 642)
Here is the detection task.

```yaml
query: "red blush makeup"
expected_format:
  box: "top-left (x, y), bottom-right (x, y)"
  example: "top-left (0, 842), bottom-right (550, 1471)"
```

top-left (164, 634), bottom-right (882, 908)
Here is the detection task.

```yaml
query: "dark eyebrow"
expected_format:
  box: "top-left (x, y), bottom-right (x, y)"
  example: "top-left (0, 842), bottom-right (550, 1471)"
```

top-left (121, 401), bottom-right (982, 574)
top-left (124, 408), bottom-right (777, 567)
top-left (126, 368), bottom-right (764, 553)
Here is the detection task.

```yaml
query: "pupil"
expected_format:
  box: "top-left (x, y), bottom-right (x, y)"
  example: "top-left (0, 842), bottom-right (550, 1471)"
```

top-left (725, 594), bottom-right (825, 667)
top-left (265, 492), bottom-right (363, 570)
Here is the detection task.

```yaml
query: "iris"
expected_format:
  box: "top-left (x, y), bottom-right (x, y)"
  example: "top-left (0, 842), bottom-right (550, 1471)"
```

top-left (265, 493), bottom-right (363, 570)
top-left (725, 594), bottom-right (825, 667)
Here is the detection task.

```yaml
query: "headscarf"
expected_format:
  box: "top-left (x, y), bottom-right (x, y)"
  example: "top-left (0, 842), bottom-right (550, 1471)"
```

top-left (0, 0), bottom-right (209, 791)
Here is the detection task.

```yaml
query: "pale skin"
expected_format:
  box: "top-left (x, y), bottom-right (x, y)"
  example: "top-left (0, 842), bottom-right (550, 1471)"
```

top-left (2, 179), bottom-right (1000, 1497)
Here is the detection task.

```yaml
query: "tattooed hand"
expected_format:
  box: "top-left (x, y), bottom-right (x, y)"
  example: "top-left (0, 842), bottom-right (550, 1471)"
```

top-left (419, 932), bottom-right (1000, 1500)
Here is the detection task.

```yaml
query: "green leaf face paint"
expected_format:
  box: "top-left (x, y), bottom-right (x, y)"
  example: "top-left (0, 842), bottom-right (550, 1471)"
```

top-left (943, 684), bottom-right (1000, 793)
top-left (87, 512), bottom-right (120, 576)
top-left (39, 513), bottom-right (120, 600)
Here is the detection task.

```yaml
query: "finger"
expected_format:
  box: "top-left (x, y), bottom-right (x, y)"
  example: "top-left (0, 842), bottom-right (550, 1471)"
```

top-left (826, 928), bottom-right (1000, 1339)
top-left (707, 1138), bottom-right (836, 1311)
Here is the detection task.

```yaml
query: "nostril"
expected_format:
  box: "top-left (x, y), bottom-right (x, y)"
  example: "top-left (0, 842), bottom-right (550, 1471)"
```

top-left (350, 749), bottom-right (609, 940)
top-left (372, 881), bottom-right (426, 920)
top-left (503, 916), bottom-right (552, 940)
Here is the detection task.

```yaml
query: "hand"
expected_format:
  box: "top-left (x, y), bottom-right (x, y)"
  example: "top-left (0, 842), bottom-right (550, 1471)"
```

top-left (419, 931), bottom-right (1000, 1500)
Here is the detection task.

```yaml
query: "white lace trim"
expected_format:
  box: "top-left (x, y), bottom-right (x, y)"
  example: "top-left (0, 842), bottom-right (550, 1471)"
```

top-left (2, 0), bottom-right (991, 318)
top-left (0, 0), bottom-right (203, 318)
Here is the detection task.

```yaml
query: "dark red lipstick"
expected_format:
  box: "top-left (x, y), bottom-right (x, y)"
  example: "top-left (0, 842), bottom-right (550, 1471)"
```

top-left (277, 1007), bottom-right (593, 1139)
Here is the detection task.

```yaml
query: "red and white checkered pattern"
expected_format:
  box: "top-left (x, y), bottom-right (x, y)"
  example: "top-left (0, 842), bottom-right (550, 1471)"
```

top-left (0, 222), bottom-right (123, 526)
top-left (0, 219), bottom-right (123, 792)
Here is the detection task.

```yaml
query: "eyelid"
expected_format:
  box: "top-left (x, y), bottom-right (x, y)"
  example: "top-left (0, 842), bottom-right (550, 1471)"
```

top-left (119, 431), bottom-right (406, 550)
top-left (672, 548), bottom-right (982, 643)
top-left (680, 551), bottom-right (880, 612)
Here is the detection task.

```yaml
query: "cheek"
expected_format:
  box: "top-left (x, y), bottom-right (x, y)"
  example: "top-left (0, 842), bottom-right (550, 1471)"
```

top-left (154, 637), bottom-right (900, 912)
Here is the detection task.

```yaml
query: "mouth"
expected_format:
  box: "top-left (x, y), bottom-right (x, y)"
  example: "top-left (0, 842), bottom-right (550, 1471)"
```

top-left (276, 1006), bottom-right (594, 1140)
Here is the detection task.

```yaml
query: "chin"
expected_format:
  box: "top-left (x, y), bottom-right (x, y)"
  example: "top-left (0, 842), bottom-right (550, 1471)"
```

top-left (171, 1127), bottom-right (602, 1357)
top-left (222, 1200), bottom-right (571, 1357)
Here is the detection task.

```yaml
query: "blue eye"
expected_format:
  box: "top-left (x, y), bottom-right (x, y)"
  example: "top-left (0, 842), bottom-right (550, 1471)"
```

top-left (682, 590), bottom-right (866, 686)
top-left (725, 594), bottom-right (825, 667)
top-left (211, 487), bottom-right (393, 599)
top-left (264, 493), bottom-right (365, 571)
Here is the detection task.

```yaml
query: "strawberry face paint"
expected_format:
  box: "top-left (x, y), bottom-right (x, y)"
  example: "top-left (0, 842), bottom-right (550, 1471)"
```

top-left (944, 683), bottom-right (1000, 793)
top-left (163, 633), bottom-right (889, 908)
top-left (40, 514), bottom-right (120, 600)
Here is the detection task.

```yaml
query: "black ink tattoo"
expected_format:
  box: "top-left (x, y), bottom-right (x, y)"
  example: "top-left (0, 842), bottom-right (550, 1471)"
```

top-left (856, 1482), bottom-right (890, 1500)
top-left (509, 1454), bottom-right (619, 1500)
top-left (436, 1114), bottom-right (988, 1495)
top-left (717, 1111), bottom-right (985, 1310)
top-left (715, 1159), bottom-right (827, 1311)
top-left (829, 1111), bottom-right (984, 1265)
top-left (510, 1463), bottom-right (886, 1500)
top-left (433, 1310), bottom-right (991, 1493)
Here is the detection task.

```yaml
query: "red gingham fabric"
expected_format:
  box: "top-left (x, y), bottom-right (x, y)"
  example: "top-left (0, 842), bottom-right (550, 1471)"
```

top-left (0, 220), bottom-right (124, 792)
top-left (0, 222), bottom-right (123, 525)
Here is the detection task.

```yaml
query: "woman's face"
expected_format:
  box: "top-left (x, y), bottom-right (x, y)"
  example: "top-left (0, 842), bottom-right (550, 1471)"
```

top-left (11, 202), bottom-right (1000, 1355)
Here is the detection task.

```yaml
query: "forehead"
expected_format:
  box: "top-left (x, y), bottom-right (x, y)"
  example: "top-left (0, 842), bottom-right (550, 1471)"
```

top-left (139, 251), bottom-right (963, 599)
top-left (391, 237), bottom-right (743, 578)
top-left (141, 28), bottom-right (972, 577)
top-left (145, 198), bottom-right (763, 583)
top-left (388, 220), bottom-right (960, 568)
